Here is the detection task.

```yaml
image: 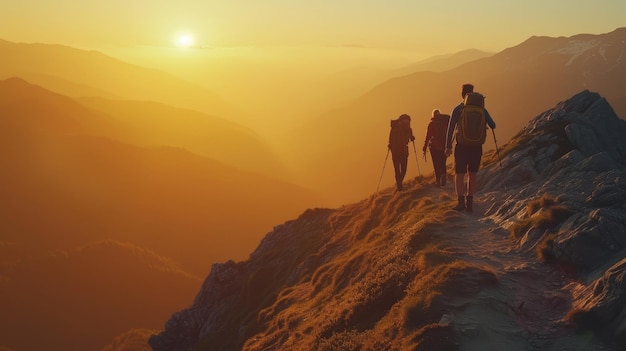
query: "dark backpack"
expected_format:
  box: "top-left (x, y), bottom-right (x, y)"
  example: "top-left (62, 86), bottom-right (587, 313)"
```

top-left (389, 119), bottom-right (412, 150)
top-left (429, 114), bottom-right (450, 150)
top-left (456, 92), bottom-right (487, 146)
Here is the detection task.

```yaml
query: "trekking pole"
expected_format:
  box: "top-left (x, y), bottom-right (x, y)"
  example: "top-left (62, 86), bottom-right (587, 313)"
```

top-left (491, 129), bottom-right (503, 170)
top-left (491, 128), bottom-right (507, 194)
top-left (376, 148), bottom-right (391, 194)
top-left (411, 141), bottom-right (422, 176)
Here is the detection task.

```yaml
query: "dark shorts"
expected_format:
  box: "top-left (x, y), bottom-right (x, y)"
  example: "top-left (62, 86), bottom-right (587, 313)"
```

top-left (454, 144), bottom-right (483, 173)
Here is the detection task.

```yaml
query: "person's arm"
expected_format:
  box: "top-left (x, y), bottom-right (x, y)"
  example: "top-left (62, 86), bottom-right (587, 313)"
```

top-left (444, 105), bottom-right (461, 157)
top-left (423, 122), bottom-right (432, 151)
top-left (485, 109), bottom-right (496, 129)
top-left (409, 127), bottom-right (416, 142)
top-left (446, 105), bottom-right (461, 149)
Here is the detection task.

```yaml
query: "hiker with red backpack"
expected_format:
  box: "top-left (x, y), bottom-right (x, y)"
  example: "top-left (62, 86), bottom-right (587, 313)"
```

top-left (423, 109), bottom-right (450, 187)
top-left (388, 114), bottom-right (416, 191)
top-left (444, 84), bottom-right (496, 212)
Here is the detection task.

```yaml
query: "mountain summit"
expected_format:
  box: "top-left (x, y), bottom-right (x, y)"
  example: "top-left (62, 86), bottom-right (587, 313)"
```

top-left (150, 91), bottom-right (626, 350)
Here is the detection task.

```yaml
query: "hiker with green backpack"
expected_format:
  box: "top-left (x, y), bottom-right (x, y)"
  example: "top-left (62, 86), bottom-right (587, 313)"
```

top-left (444, 84), bottom-right (496, 212)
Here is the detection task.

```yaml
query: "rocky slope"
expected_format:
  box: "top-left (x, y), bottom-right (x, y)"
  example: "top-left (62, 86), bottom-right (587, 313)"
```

top-left (150, 90), bottom-right (626, 350)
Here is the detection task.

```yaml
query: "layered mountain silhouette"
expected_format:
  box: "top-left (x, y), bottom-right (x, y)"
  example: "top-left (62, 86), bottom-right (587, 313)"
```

top-left (0, 39), bottom-right (240, 121)
top-left (76, 97), bottom-right (288, 177)
top-left (150, 90), bottom-right (626, 350)
top-left (392, 48), bottom-right (494, 76)
top-left (0, 77), bottom-right (320, 273)
top-left (288, 27), bottom-right (626, 205)
top-left (306, 49), bottom-right (494, 114)
top-left (0, 77), bottom-right (325, 351)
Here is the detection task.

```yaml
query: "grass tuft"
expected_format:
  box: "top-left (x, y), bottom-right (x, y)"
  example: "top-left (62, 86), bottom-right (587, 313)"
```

top-left (509, 195), bottom-right (574, 239)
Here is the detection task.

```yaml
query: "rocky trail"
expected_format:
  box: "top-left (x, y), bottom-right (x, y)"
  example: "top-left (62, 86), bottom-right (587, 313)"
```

top-left (394, 182), bottom-right (581, 350)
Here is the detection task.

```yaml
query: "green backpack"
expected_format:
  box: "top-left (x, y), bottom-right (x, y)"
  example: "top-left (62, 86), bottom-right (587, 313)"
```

top-left (456, 92), bottom-right (487, 146)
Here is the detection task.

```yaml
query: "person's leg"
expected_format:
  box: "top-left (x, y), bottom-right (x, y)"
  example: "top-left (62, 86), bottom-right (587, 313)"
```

top-left (465, 172), bottom-right (477, 211)
top-left (430, 149), bottom-right (440, 185)
top-left (467, 172), bottom-right (478, 196)
top-left (453, 146), bottom-right (467, 210)
top-left (465, 147), bottom-right (482, 212)
top-left (392, 154), bottom-right (402, 190)
top-left (433, 149), bottom-right (447, 186)
top-left (398, 155), bottom-right (408, 190)
top-left (453, 173), bottom-right (466, 210)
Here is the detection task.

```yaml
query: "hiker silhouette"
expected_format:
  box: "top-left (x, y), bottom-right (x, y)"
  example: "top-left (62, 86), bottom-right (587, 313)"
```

top-left (423, 109), bottom-right (450, 187)
top-left (388, 114), bottom-right (415, 191)
top-left (445, 84), bottom-right (496, 211)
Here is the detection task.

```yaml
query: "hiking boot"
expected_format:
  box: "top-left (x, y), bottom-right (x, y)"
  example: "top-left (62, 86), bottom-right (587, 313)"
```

top-left (466, 196), bottom-right (473, 212)
top-left (452, 196), bottom-right (466, 211)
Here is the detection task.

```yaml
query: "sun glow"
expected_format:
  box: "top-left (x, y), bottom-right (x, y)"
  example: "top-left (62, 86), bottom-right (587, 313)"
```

top-left (176, 34), bottom-right (194, 48)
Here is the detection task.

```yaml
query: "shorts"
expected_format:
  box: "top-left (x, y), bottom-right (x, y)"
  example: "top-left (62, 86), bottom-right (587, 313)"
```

top-left (454, 144), bottom-right (483, 173)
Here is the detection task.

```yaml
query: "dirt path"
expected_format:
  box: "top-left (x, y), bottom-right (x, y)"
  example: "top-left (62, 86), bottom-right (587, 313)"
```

top-left (414, 184), bottom-right (578, 350)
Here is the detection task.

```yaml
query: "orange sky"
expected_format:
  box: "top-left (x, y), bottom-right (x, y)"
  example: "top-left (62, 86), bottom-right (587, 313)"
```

top-left (2, 1), bottom-right (625, 156)
top-left (2, 1), bottom-right (625, 59)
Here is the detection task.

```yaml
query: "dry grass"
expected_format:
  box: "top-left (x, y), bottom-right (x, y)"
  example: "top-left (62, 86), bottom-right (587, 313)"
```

top-left (402, 260), bottom-right (498, 329)
top-left (509, 194), bottom-right (574, 239)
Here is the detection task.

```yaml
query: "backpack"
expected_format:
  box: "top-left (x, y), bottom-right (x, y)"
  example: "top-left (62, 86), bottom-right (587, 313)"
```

top-left (389, 118), bottom-right (412, 151)
top-left (456, 92), bottom-right (487, 146)
top-left (429, 114), bottom-right (450, 150)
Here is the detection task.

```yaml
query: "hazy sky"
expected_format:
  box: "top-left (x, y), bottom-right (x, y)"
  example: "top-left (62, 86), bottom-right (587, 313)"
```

top-left (2, 0), bottom-right (625, 57)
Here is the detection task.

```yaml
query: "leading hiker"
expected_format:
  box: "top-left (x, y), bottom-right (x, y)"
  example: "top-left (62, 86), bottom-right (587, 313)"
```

top-left (388, 114), bottom-right (415, 191)
top-left (444, 84), bottom-right (496, 212)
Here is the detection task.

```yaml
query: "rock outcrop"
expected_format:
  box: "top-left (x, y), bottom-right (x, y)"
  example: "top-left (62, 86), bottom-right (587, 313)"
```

top-left (481, 90), bottom-right (626, 347)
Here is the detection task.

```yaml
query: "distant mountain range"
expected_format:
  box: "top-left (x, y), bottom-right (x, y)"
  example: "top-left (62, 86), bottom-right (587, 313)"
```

top-left (393, 48), bottom-right (494, 75)
top-left (0, 39), bottom-right (240, 121)
top-left (288, 27), bottom-right (626, 205)
top-left (0, 77), bottom-right (320, 271)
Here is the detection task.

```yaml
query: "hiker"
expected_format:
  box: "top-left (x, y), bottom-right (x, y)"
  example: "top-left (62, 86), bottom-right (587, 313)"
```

top-left (444, 84), bottom-right (496, 212)
top-left (388, 114), bottom-right (415, 191)
top-left (423, 109), bottom-right (450, 187)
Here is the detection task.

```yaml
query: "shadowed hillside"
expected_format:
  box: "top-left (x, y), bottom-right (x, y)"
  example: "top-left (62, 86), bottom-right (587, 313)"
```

top-left (0, 77), bottom-right (321, 274)
top-left (286, 27), bottom-right (626, 206)
top-left (150, 90), bottom-right (626, 351)
top-left (77, 97), bottom-right (289, 178)
top-left (0, 241), bottom-right (200, 351)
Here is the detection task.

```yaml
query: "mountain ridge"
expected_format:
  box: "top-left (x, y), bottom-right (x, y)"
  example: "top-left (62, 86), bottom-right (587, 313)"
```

top-left (0, 38), bottom-right (243, 122)
top-left (286, 27), bottom-right (626, 205)
top-left (150, 90), bottom-right (626, 350)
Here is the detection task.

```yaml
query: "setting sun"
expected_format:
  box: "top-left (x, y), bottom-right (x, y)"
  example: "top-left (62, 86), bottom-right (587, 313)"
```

top-left (176, 34), bottom-right (194, 48)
